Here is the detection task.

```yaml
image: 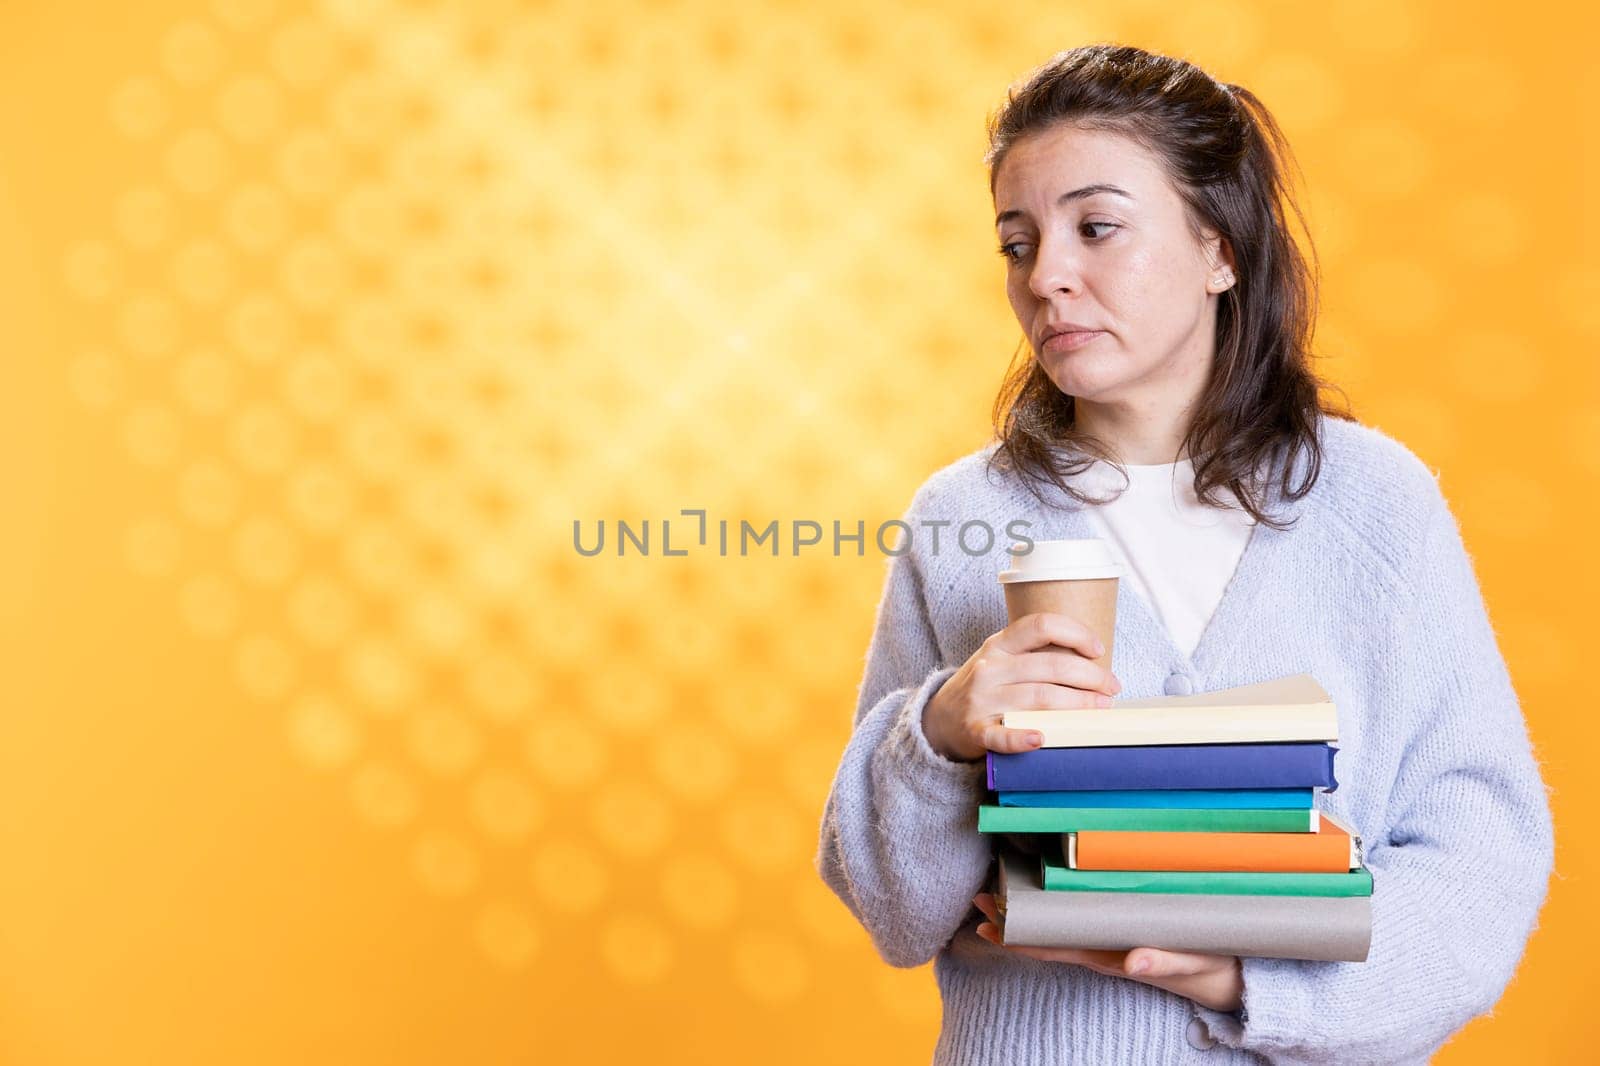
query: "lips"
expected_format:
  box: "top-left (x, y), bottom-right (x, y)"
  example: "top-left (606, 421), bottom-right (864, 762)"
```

top-left (1042, 329), bottom-right (1105, 353)
top-left (1042, 322), bottom-right (1102, 341)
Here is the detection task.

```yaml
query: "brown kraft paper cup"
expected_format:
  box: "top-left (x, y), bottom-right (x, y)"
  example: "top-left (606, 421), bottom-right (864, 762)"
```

top-left (1002, 577), bottom-right (1118, 670)
top-left (997, 537), bottom-right (1121, 667)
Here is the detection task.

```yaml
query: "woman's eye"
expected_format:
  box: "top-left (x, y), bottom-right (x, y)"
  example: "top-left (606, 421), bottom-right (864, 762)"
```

top-left (996, 223), bottom-right (1118, 263)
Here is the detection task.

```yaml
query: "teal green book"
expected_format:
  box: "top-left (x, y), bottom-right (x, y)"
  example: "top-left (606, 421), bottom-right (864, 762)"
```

top-left (1042, 860), bottom-right (1374, 897)
top-left (978, 804), bottom-right (1317, 834)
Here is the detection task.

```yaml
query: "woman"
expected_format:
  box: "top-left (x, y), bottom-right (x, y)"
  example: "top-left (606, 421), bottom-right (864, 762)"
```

top-left (816, 44), bottom-right (1552, 1064)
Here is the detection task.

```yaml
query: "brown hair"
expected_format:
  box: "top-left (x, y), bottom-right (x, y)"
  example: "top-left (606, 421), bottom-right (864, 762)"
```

top-left (982, 44), bottom-right (1353, 529)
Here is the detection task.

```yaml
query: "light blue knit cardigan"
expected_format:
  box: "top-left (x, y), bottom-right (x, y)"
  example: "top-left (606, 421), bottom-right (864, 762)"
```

top-left (816, 415), bottom-right (1553, 1065)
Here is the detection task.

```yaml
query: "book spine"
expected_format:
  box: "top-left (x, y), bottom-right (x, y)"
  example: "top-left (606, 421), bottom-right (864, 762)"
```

top-left (1005, 707), bottom-right (1338, 747)
top-left (987, 743), bottom-right (1340, 792)
top-left (1041, 864), bottom-right (1374, 897)
top-left (977, 805), bottom-right (1314, 834)
top-left (997, 788), bottom-right (1314, 811)
top-left (1070, 826), bottom-right (1354, 873)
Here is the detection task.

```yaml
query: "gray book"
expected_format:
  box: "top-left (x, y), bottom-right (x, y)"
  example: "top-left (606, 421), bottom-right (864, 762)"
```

top-left (995, 840), bottom-right (1371, 962)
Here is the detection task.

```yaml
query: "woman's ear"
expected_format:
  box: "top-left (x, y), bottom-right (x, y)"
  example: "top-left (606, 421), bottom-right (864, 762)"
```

top-left (1201, 232), bottom-right (1236, 292)
top-left (1203, 231), bottom-right (1236, 275)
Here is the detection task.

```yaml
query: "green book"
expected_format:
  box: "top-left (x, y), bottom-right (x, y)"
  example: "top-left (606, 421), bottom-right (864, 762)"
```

top-left (1042, 860), bottom-right (1374, 897)
top-left (978, 804), bottom-right (1317, 834)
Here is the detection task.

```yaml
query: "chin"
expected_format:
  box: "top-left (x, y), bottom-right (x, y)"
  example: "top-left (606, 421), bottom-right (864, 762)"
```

top-left (1039, 357), bottom-right (1128, 404)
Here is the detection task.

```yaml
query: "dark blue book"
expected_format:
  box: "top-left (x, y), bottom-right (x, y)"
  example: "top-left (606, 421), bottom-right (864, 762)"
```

top-left (987, 742), bottom-right (1339, 793)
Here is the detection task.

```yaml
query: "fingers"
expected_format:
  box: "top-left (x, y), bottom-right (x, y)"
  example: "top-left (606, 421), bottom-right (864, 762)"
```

top-left (1009, 681), bottom-right (1115, 711)
top-left (1118, 950), bottom-right (1240, 1012)
top-left (1031, 647), bottom-right (1122, 695)
top-left (986, 653), bottom-right (1118, 704)
top-left (979, 720), bottom-right (1046, 753)
top-left (1123, 948), bottom-right (1228, 979)
top-left (947, 619), bottom-right (1123, 758)
top-left (972, 893), bottom-right (1004, 946)
top-left (970, 916), bottom-right (1239, 1000)
top-left (995, 612), bottom-right (1106, 660)
top-left (969, 656), bottom-right (1117, 713)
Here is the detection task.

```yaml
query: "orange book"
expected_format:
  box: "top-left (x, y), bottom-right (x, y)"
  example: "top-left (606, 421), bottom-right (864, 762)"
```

top-left (1066, 813), bottom-right (1360, 873)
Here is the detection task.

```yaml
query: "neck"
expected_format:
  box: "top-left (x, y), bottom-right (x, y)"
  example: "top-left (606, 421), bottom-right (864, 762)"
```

top-left (1073, 396), bottom-right (1198, 466)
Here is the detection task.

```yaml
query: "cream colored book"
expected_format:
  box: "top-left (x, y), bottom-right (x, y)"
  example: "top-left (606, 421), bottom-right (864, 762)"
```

top-left (1003, 673), bottom-right (1337, 748)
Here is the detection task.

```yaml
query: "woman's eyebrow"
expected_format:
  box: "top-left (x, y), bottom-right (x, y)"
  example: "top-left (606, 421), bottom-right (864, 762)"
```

top-left (995, 184), bottom-right (1135, 227)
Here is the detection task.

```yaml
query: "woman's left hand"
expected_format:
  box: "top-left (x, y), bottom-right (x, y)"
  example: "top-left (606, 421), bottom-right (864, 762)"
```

top-left (971, 892), bottom-right (1244, 1013)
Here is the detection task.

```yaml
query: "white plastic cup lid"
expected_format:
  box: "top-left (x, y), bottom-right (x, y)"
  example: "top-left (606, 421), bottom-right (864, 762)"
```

top-left (998, 538), bottom-right (1122, 583)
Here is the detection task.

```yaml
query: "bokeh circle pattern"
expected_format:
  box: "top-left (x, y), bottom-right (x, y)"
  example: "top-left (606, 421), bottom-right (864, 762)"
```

top-left (57, 0), bottom-right (1569, 1021)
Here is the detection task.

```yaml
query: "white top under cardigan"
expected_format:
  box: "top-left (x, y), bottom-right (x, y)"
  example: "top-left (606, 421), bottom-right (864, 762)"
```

top-left (1075, 456), bottom-right (1257, 662)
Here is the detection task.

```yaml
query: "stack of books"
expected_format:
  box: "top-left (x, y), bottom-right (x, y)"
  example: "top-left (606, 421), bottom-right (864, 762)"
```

top-left (981, 674), bottom-right (1372, 962)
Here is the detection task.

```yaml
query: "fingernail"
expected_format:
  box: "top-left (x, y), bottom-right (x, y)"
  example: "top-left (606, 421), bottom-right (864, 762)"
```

top-left (1129, 957), bottom-right (1151, 974)
top-left (1093, 639), bottom-right (1106, 656)
top-left (1096, 694), bottom-right (1114, 708)
top-left (1029, 732), bottom-right (1043, 746)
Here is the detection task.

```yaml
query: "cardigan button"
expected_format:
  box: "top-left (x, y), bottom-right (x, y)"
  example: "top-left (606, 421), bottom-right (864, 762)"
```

top-left (1164, 673), bottom-right (1194, 696)
top-left (1185, 1016), bottom-right (1217, 1050)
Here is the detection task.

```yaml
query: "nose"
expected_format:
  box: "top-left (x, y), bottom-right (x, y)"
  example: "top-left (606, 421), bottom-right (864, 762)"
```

top-left (1026, 235), bottom-right (1082, 301)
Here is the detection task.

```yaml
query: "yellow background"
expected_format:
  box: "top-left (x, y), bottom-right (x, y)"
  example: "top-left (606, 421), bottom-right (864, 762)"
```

top-left (1, 1), bottom-right (1594, 1063)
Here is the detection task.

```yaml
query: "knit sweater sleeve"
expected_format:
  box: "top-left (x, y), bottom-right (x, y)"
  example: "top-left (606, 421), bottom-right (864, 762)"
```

top-left (815, 491), bottom-right (992, 968)
top-left (1192, 486), bottom-right (1554, 1062)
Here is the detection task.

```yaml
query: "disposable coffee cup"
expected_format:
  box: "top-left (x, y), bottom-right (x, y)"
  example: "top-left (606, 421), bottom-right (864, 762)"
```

top-left (998, 538), bottom-right (1121, 668)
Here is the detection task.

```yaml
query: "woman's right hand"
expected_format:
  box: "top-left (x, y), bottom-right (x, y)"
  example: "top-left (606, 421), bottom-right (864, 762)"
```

top-left (921, 612), bottom-right (1122, 763)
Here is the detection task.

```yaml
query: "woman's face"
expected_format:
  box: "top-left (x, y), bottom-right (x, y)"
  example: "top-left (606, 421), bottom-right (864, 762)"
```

top-left (992, 124), bottom-right (1234, 412)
